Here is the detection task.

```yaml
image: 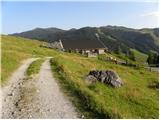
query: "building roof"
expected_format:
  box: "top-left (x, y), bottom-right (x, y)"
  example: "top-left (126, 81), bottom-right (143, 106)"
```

top-left (61, 39), bottom-right (106, 50)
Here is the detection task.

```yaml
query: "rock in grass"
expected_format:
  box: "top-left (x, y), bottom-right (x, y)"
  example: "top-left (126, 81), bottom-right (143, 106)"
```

top-left (87, 70), bottom-right (124, 88)
top-left (85, 75), bottom-right (97, 85)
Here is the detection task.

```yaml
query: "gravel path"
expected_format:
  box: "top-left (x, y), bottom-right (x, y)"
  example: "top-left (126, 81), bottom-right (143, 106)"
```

top-left (1, 58), bottom-right (38, 118)
top-left (1, 58), bottom-right (78, 119)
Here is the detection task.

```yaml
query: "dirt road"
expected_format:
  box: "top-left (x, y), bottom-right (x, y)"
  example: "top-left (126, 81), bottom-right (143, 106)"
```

top-left (1, 58), bottom-right (78, 119)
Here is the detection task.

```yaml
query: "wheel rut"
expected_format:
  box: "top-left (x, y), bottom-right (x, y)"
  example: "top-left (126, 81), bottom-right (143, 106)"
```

top-left (1, 58), bottom-right (78, 119)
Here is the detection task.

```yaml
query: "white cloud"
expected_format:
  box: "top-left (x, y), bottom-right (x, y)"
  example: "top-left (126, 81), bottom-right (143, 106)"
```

top-left (140, 11), bottom-right (159, 17)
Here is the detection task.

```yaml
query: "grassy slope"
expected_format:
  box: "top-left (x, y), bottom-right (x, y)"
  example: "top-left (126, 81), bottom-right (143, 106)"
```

top-left (130, 49), bottom-right (148, 64)
top-left (2, 35), bottom-right (158, 118)
top-left (1, 35), bottom-right (58, 83)
top-left (50, 53), bottom-right (158, 118)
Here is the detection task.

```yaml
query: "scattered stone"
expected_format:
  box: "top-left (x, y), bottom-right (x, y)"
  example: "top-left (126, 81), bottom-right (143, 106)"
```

top-left (15, 102), bottom-right (19, 107)
top-left (86, 70), bottom-right (124, 88)
top-left (8, 93), bottom-right (14, 96)
top-left (11, 112), bottom-right (14, 115)
top-left (36, 108), bottom-right (40, 112)
top-left (36, 90), bottom-right (40, 93)
top-left (23, 78), bottom-right (27, 80)
top-left (29, 114), bottom-right (32, 118)
top-left (18, 82), bottom-right (23, 86)
top-left (81, 115), bottom-right (85, 118)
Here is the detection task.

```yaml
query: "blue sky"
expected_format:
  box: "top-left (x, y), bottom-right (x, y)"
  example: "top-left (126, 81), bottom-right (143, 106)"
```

top-left (1, 1), bottom-right (158, 34)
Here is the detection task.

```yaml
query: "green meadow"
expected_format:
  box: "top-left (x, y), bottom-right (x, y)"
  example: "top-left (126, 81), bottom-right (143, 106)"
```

top-left (1, 35), bottom-right (159, 118)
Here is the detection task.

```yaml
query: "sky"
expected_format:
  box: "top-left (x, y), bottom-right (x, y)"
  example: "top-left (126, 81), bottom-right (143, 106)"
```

top-left (1, 0), bottom-right (159, 34)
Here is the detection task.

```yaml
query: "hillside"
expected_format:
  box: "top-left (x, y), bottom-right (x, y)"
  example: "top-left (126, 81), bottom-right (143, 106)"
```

top-left (2, 35), bottom-right (158, 118)
top-left (130, 49), bottom-right (148, 64)
top-left (1, 35), bottom-right (59, 83)
top-left (11, 26), bottom-right (159, 54)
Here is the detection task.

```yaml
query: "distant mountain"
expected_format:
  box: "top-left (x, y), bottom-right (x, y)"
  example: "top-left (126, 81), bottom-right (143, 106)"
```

top-left (11, 26), bottom-right (159, 54)
top-left (12, 27), bottom-right (65, 42)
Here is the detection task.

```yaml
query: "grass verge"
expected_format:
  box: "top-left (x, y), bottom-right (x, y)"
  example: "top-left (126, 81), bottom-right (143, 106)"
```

top-left (50, 58), bottom-right (107, 118)
top-left (26, 58), bottom-right (44, 77)
top-left (50, 54), bottom-right (158, 118)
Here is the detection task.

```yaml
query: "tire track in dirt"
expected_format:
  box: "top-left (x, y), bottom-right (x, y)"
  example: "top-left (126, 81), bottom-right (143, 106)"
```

top-left (1, 58), bottom-right (78, 119)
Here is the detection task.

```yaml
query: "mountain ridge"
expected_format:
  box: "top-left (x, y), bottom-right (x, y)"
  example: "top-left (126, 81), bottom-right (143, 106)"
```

top-left (11, 25), bottom-right (159, 54)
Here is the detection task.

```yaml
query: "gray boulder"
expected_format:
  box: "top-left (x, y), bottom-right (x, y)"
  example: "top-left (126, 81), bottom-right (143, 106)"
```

top-left (85, 75), bottom-right (97, 85)
top-left (87, 70), bottom-right (124, 88)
